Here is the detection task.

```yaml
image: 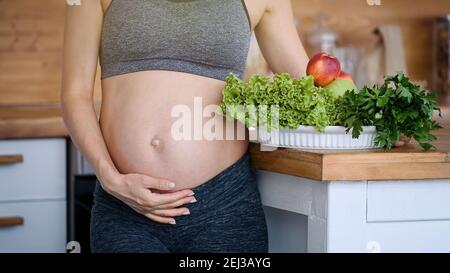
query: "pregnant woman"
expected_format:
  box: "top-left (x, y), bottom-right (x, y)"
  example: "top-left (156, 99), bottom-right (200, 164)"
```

top-left (62, 0), bottom-right (308, 252)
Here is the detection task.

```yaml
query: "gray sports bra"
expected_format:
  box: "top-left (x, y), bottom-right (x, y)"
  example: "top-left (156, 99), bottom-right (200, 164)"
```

top-left (100, 0), bottom-right (252, 81)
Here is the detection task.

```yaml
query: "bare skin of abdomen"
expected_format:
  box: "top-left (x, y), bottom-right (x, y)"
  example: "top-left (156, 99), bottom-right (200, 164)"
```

top-left (99, 70), bottom-right (248, 191)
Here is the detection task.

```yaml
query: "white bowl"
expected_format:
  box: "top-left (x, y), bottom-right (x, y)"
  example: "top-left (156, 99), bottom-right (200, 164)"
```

top-left (256, 125), bottom-right (380, 150)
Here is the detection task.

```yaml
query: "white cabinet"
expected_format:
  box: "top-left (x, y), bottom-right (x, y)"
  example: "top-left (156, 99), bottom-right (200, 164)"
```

top-left (258, 171), bottom-right (450, 253)
top-left (366, 180), bottom-right (450, 222)
top-left (0, 200), bottom-right (66, 253)
top-left (0, 139), bottom-right (67, 253)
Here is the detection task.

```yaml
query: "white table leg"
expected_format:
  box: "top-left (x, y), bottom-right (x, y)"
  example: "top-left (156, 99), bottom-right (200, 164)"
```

top-left (257, 171), bottom-right (328, 252)
top-left (325, 181), bottom-right (368, 253)
top-left (257, 171), bottom-right (369, 253)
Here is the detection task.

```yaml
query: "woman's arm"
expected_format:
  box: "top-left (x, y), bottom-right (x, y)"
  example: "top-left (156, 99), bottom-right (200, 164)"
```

top-left (255, 0), bottom-right (309, 77)
top-left (61, 0), bottom-right (195, 224)
top-left (62, 0), bottom-right (113, 183)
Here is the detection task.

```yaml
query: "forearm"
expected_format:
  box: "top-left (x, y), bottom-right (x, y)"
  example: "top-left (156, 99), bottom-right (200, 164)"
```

top-left (256, 0), bottom-right (309, 78)
top-left (61, 95), bottom-right (118, 185)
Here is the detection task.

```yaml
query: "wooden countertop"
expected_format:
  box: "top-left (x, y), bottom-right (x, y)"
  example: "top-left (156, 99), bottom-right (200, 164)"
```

top-left (250, 108), bottom-right (450, 181)
top-left (1, 104), bottom-right (449, 181)
top-left (0, 103), bottom-right (99, 139)
top-left (0, 104), bottom-right (68, 139)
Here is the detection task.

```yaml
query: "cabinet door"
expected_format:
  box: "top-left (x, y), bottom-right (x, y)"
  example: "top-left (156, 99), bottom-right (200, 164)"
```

top-left (0, 139), bottom-right (66, 201)
top-left (367, 180), bottom-right (450, 222)
top-left (0, 200), bottom-right (66, 253)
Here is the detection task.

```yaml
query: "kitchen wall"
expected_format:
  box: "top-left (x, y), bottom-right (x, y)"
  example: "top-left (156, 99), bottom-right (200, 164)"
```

top-left (0, 0), bottom-right (102, 105)
top-left (292, 0), bottom-right (450, 97)
top-left (0, 0), bottom-right (449, 105)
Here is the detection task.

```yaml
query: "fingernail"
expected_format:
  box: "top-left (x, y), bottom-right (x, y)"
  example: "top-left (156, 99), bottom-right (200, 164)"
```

top-left (188, 191), bottom-right (195, 196)
top-left (169, 219), bottom-right (176, 225)
top-left (190, 198), bottom-right (197, 203)
top-left (183, 210), bottom-right (190, 215)
top-left (168, 182), bottom-right (176, 189)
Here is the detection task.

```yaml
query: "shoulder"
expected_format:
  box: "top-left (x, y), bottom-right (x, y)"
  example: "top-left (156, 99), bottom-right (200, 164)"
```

top-left (264, 0), bottom-right (292, 13)
top-left (246, 0), bottom-right (291, 22)
top-left (247, 0), bottom-right (293, 29)
top-left (246, 0), bottom-right (272, 12)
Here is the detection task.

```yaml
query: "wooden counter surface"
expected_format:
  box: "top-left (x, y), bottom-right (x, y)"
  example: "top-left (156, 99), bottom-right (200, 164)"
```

top-left (0, 105), bottom-right (67, 139)
top-left (0, 103), bottom-right (99, 139)
top-left (250, 108), bottom-right (450, 181)
top-left (1, 104), bottom-right (449, 181)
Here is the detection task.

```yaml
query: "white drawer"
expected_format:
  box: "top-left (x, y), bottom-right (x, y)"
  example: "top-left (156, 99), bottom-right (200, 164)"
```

top-left (367, 180), bottom-right (450, 222)
top-left (0, 139), bottom-right (66, 201)
top-left (0, 200), bottom-right (66, 253)
top-left (367, 220), bottom-right (450, 253)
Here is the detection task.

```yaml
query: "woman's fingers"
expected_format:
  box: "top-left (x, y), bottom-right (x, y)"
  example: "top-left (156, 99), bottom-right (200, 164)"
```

top-left (150, 207), bottom-right (190, 217)
top-left (139, 175), bottom-right (195, 195)
top-left (144, 213), bottom-right (177, 225)
top-left (140, 176), bottom-right (177, 191)
top-left (153, 195), bottom-right (197, 210)
top-left (393, 140), bottom-right (405, 147)
top-left (128, 204), bottom-right (177, 225)
top-left (149, 189), bottom-right (195, 207)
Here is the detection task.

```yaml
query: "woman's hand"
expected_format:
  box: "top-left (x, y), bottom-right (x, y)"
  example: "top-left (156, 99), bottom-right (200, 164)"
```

top-left (101, 173), bottom-right (196, 225)
top-left (393, 134), bottom-right (412, 148)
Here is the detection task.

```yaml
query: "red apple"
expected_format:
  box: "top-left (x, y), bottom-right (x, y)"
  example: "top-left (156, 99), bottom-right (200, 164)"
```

top-left (337, 71), bottom-right (354, 83)
top-left (306, 52), bottom-right (341, 87)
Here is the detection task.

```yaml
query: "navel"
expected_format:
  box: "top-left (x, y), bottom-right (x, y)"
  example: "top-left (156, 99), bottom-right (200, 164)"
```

top-left (150, 137), bottom-right (161, 148)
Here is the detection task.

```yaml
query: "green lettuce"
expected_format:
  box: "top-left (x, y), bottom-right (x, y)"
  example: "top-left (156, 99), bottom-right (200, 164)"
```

top-left (219, 73), bottom-right (340, 132)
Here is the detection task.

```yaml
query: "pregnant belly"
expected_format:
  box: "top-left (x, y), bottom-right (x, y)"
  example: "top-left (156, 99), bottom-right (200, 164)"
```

top-left (99, 71), bottom-right (248, 190)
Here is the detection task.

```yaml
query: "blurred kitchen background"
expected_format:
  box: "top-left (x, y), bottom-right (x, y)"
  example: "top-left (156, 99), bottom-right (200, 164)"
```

top-left (0, 0), bottom-right (450, 252)
top-left (1, 0), bottom-right (450, 107)
top-left (246, 0), bottom-right (450, 105)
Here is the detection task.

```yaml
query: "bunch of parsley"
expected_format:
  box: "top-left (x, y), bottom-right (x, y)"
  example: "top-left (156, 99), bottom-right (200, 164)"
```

top-left (338, 73), bottom-right (442, 150)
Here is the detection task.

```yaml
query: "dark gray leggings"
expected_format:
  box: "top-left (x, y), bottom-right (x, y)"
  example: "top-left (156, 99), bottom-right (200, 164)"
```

top-left (90, 152), bottom-right (268, 253)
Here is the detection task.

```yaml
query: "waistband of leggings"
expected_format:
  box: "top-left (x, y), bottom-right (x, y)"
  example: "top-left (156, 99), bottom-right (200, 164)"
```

top-left (94, 151), bottom-right (256, 212)
top-left (190, 151), bottom-right (253, 199)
